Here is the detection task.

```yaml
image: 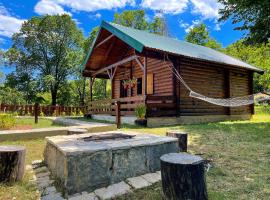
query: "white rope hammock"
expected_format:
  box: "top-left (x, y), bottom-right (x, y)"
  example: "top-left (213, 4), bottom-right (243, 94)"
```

top-left (166, 59), bottom-right (265, 107)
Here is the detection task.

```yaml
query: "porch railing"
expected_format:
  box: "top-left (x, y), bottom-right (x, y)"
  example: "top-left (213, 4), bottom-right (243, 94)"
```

top-left (87, 95), bottom-right (177, 117)
top-left (87, 96), bottom-right (146, 116)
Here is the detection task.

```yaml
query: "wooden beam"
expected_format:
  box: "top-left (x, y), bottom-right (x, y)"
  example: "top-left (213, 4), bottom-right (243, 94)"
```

top-left (135, 57), bottom-right (145, 71)
top-left (95, 34), bottom-right (114, 49)
top-left (112, 66), bottom-right (118, 80)
top-left (93, 55), bottom-right (139, 76)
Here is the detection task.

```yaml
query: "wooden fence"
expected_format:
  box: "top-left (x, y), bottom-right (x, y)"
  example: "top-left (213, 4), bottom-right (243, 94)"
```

top-left (0, 104), bottom-right (86, 116)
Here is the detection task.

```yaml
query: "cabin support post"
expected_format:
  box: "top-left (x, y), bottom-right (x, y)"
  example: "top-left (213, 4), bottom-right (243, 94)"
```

top-left (249, 72), bottom-right (254, 115)
top-left (143, 56), bottom-right (148, 117)
top-left (225, 70), bottom-right (231, 115)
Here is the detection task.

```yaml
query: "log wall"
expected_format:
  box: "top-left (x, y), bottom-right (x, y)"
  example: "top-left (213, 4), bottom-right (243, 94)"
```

top-left (178, 58), bottom-right (252, 116)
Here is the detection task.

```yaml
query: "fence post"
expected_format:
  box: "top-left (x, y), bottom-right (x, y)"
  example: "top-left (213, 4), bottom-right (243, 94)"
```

top-left (34, 103), bottom-right (39, 124)
top-left (115, 101), bottom-right (121, 129)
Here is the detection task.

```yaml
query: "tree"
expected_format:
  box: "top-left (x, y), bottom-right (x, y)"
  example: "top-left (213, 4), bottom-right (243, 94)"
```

top-left (114, 10), bottom-right (148, 30)
top-left (6, 15), bottom-right (84, 105)
top-left (5, 72), bottom-right (38, 104)
top-left (185, 23), bottom-right (222, 51)
top-left (113, 10), bottom-right (167, 36)
top-left (218, 0), bottom-right (270, 44)
top-left (226, 40), bottom-right (270, 92)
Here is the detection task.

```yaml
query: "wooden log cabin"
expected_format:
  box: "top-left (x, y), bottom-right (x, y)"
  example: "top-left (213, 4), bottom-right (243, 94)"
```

top-left (82, 21), bottom-right (263, 126)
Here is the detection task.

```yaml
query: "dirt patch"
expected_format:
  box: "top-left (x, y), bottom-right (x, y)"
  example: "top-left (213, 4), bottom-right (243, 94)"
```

top-left (9, 124), bottom-right (33, 130)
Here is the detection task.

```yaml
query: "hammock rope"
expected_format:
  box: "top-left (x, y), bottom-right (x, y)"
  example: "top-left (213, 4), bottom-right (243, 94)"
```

top-left (164, 56), bottom-right (266, 107)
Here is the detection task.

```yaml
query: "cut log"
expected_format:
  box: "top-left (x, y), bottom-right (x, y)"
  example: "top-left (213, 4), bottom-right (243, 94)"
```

top-left (166, 131), bottom-right (188, 152)
top-left (67, 128), bottom-right (88, 135)
top-left (0, 146), bottom-right (26, 182)
top-left (160, 153), bottom-right (207, 200)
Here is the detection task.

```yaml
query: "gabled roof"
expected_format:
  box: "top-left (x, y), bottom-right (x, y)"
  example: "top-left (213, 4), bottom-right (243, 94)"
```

top-left (84, 21), bottom-right (263, 73)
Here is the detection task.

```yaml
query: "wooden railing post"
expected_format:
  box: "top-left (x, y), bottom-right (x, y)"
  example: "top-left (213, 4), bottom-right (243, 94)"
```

top-left (34, 103), bottom-right (39, 124)
top-left (115, 101), bottom-right (121, 129)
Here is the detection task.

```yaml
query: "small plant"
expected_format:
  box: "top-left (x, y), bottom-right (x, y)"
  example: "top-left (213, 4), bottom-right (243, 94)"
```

top-left (40, 111), bottom-right (45, 117)
top-left (0, 113), bottom-right (16, 130)
top-left (123, 78), bottom-right (137, 90)
top-left (61, 111), bottom-right (66, 116)
top-left (135, 104), bottom-right (147, 119)
top-left (79, 111), bottom-right (84, 116)
top-left (52, 110), bottom-right (57, 117)
top-left (71, 111), bottom-right (76, 116)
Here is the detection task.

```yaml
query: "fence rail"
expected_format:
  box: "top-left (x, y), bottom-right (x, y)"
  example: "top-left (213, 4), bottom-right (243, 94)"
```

top-left (0, 104), bottom-right (86, 116)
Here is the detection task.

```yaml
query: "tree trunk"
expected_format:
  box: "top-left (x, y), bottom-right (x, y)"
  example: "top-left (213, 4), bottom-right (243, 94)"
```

top-left (160, 153), bottom-right (208, 200)
top-left (0, 146), bottom-right (26, 183)
top-left (51, 88), bottom-right (58, 106)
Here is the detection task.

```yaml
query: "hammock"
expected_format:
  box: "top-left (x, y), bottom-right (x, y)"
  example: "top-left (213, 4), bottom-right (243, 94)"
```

top-left (167, 60), bottom-right (266, 107)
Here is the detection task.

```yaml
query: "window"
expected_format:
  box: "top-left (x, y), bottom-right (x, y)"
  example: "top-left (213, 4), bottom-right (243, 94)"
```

top-left (120, 80), bottom-right (128, 98)
top-left (137, 78), bottom-right (142, 95)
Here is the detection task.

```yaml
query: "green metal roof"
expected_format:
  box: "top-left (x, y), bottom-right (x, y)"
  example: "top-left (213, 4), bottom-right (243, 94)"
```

top-left (83, 21), bottom-right (263, 73)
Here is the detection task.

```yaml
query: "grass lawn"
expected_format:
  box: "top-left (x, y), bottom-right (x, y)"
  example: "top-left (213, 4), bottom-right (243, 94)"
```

top-left (0, 117), bottom-right (61, 131)
top-left (0, 111), bottom-right (270, 200)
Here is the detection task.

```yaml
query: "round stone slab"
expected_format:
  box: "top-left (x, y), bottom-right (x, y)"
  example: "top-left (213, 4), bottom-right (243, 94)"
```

top-left (160, 153), bottom-right (203, 165)
top-left (0, 145), bottom-right (26, 152)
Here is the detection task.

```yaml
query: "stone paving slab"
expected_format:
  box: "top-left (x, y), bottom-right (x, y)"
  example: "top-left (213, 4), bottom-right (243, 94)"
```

top-left (36, 171), bottom-right (50, 178)
top-left (141, 172), bottom-right (161, 184)
top-left (94, 181), bottom-right (131, 200)
top-left (68, 192), bottom-right (98, 200)
top-left (41, 192), bottom-right (64, 200)
top-left (35, 166), bottom-right (49, 174)
top-left (126, 176), bottom-right (151, 189)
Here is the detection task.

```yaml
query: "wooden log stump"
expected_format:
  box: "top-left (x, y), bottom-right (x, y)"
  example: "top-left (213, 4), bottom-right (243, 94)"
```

top-left (166, 131), bottom-right (188, 152)
top-left (0, 146), bottom-right (26, 183)
top-left (67, 128), bottom-right (88, 135)
top-left (160, 153), bottom-right (207, 200)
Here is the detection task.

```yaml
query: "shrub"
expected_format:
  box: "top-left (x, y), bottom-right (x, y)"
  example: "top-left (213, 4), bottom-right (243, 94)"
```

top-left (61, 111), bottom-right (66, 116)
top-left (40, 111), bottom-right (45, 117)
top-left (135, 104), bottom-right (146, 119)
top-left (71, 111), bottom-right (76, 116)
top-left (0, 113), bottom-right (16, 130)
top-left (79, 111), bottom-right (84, 116)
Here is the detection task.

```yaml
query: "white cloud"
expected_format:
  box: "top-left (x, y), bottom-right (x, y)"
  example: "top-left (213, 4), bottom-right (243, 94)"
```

top-left (190, 0), bottom-right (222, 20)
top-left (34, 0), bottom-right (72, 15)
top-left (35, 0), bottom-right (135, 13)
top-left (141, 0), bottom-right (188, 14)
top-left (0, 5), bottom-right (25, 38)
top-left (180, 19), bottom-right (201, 33)
top-left (95, 13), bottom-right (101, 19)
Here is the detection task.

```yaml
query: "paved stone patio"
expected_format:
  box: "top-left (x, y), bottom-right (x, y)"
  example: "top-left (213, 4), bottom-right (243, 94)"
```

top-left (30, 159), bottom-right (162, 200)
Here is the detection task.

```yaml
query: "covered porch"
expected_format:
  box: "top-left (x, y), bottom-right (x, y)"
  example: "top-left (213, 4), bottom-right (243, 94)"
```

top-left (82, 23), bottom-right (176, 119)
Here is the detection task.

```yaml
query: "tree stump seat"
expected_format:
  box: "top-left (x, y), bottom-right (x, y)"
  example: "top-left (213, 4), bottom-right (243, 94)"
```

top-left (0, 145), bottom-right (26, 183)
top-left (160, 153), bottom-right (208, 200)
top-left (166, 130), bottom-right (188, 152)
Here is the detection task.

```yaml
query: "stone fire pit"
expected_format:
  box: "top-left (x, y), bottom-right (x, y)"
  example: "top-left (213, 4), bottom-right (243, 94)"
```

top-left (44, 131), bottom-right (178, 195)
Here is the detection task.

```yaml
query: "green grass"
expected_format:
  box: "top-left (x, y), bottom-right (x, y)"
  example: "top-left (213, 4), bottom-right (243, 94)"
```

top-left (0, 110), bottom-right (270, 200)
top-left (14, 117), bottom-right (61, 129)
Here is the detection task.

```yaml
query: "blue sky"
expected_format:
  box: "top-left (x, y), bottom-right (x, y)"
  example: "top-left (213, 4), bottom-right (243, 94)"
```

top-left (0, 0), bottom-right (245, 75)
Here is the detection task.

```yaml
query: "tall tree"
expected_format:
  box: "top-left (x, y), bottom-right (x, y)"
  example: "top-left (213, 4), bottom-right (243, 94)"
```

top-left (6, 15), bottom-right (84, 105)
top-left (218, 0), bottom-right (270, 44)
top-left (113, 10), bottom-right (166, 36)
top-left (185, 23), bottom-right (222, 51)
top-left (226, 41), bottom-right (270, 92)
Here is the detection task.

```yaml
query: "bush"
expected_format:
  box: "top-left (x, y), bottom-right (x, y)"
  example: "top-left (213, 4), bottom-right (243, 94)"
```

top-left (135, 104), bottom-right (146, 119)
top-left (0, 113), bottom-right (16, 130)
